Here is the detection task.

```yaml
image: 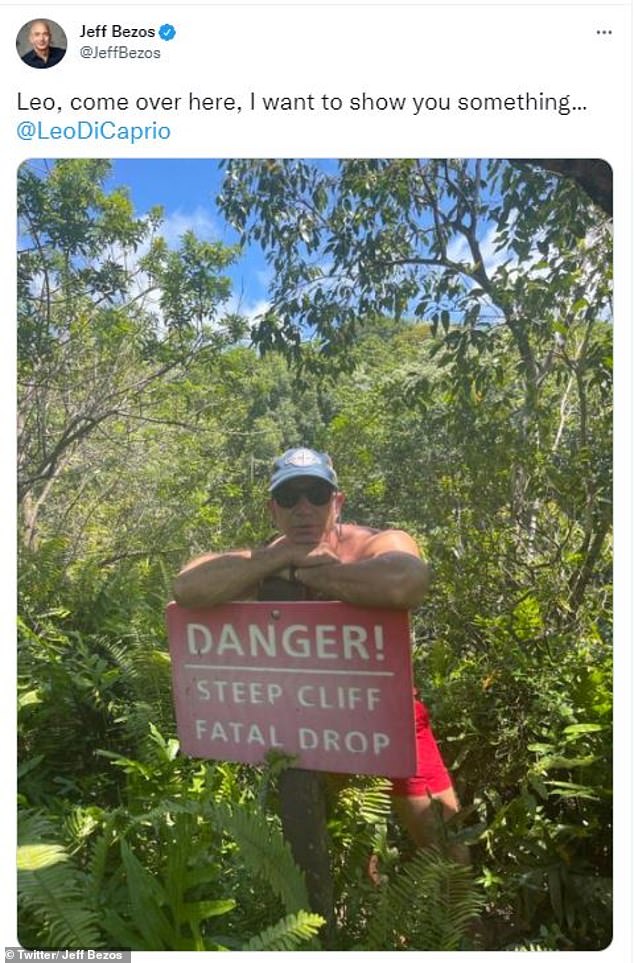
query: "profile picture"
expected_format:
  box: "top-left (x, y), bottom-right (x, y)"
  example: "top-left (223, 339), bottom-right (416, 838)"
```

top-left (17, 18), bottom-right (67, 68)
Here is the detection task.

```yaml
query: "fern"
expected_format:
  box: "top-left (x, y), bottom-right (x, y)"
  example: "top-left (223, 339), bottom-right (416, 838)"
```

top-left (18, 853), bottom-right (103, 947)
top-left (18, 810), bottom-right (103, 947)
top-left (98, 815), bottom-right (236, 951)
top-left (63, 807), bottom-right (102, 855)
top-left (328, 777), bottom-right (394, 921)
top-left (100, 631), bottom-right (173, 734)
top-left (213, 803), bottom-right (311, 915)
top-left (332, 778), bottom-right (392, 843)
top-left (122, 839), bottom-right (173, 945)
top-left (18, 844), bottom-right (68, 871)
top-left (241, 910), bottom-right (325, 950)
top-left (362, 846), bottom-right (484, 951)
top-left (85, 824), bottom-right (113, 905)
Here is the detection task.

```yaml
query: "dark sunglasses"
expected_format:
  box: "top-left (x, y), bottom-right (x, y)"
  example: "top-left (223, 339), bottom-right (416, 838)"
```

top-left (272, 482), bottom-right (335, 508)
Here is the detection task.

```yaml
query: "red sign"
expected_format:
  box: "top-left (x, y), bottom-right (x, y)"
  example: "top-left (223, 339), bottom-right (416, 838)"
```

top-left (166, 601), bottom-right (417, 776)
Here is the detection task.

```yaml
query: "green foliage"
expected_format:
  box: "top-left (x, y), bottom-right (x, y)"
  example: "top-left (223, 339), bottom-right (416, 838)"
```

top-left (18, 812), bottom-right (102, 948)
top-left (17, 158), bottom-right (243, 560)
top-left (362, 847), bottom-right (484, 951)
top-left (212, 803), bottom-right (311, 914)
top-left (18, 158), bottom-right (612, 950)
top-left (99, 837), bottom-right (236, 951)
top-left (18, 737), bottom-right (324, 951)
top-left (242, 911), bottom-right (325, 950)
top-left (328, 777), bottom-right (393, 911)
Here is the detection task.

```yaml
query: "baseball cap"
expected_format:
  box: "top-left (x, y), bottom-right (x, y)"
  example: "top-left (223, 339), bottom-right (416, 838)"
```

top-left (269, 447), bottom-right (338, 492)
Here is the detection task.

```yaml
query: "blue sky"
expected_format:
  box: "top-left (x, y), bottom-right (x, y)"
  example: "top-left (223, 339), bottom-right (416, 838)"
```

top-left (104, 158), bottom-right (510, 331)
top-left (106, 158), bottom-right (272, 320)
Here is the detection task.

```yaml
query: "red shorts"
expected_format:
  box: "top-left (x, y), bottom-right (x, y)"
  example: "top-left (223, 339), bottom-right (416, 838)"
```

top-left (389, 699), bottom-right (454, 797)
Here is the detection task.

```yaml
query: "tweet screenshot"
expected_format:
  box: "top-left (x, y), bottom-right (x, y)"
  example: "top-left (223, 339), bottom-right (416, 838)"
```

top-left (3, 1), bottom-right (631, 959)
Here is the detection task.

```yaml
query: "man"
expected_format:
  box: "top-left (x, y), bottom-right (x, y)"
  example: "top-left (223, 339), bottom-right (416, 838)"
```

top-left (21, 21), bottom-right (66, 68)
top-left (173, 446), bottom-right (460, 852)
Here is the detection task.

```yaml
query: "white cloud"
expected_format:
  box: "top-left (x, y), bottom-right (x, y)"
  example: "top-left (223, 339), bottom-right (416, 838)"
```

top-left (256, 266), bottom-right (274, 288)
top-left (446, 223), bottom-right (514, 275)
top-left (226, 294), bottom-right (271, 327)
top-left (159, 207), bottom-right (220, 248)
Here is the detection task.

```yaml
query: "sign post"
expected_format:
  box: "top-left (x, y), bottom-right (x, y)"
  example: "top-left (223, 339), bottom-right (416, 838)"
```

top-left (166, 599), bottom-right (417, 942)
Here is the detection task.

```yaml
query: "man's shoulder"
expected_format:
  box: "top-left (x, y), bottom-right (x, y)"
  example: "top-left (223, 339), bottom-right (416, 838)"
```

top-left (341, 523), bottom-right (422, 560)
top-left (22, 46), bottom-right (66, 67)
top-left (340, 522), bottom-right (410, 549)
top-left (341, 522), bottom-right (410, 541)
top-left (339, 522), bottom-right (379, 545)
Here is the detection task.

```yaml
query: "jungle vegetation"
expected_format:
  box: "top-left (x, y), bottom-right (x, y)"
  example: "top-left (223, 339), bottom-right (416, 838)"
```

top-left (18, 158), bottom-right (612, 951)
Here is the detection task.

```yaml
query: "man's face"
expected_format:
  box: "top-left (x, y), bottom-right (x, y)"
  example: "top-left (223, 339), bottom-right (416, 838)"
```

top-left (29, 23), bottom-right (51, 52)
top-left (269, 477), bottom-right (343, 545)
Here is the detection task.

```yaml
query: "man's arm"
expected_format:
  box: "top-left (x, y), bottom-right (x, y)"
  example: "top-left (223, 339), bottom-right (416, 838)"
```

top-left (172, 542), bottom-right (293, 607)
top-left (172, 539), bottom-right (338, 607)
top-left (294, 530), bottom-right (430, 609)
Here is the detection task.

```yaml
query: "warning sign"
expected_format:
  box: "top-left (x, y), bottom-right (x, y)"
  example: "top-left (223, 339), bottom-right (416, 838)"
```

top-left (166, 600), bottom-right (417, 776)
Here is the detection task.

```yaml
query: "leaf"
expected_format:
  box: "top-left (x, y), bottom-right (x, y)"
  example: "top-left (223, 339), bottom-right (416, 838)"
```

top-left (241, 910), bottom-right (325, 951)
top-left (528, 742), bottom-right (555, 753)
top-left (18, 844), bottom-right (102, 946)
top-left (562, 723), bottom-right (605, 737)
top-left (180, 899), bottom-right (236, 924)
top-left (18, 754), bottom-right (45, 779)
top-left (18, 689), bottom-right (42, 709)
top-left (364, 846), bottom-right (484, 950)
top-left (213, 804), bottom-right (310, 914)
top-left (544, 781), bottom-right (603, 800)
top-left (527, 773), bottom-right (549, 800)
top-left (18, 844), bottom-right (68, 871)
top-left (538, 754), bottom-right (600, 770)
top-left (118, 840), bottom-right (173, 949)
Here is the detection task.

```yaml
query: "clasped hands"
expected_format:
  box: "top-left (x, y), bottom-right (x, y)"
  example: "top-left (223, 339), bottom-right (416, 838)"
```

top-left (271, 538), bottom-right (342, 583)
top-left (290, 544), bottom-right (341, 590)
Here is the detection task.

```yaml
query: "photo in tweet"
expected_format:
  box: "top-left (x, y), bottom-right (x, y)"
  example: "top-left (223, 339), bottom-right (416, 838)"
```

top-left (16, 156), bottom-right (613, 952)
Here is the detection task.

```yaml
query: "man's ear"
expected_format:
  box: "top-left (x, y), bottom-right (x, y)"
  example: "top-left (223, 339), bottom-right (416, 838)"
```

top-left (335, 491), bottom-right (346, 516)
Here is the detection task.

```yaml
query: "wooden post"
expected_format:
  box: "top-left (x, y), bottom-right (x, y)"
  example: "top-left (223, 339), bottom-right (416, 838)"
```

top-left (278, 768), bottom-right (335, 946)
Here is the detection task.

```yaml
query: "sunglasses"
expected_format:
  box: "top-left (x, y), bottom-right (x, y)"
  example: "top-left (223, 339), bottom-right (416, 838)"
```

top-left (272, 482), bottom-right (335, 508)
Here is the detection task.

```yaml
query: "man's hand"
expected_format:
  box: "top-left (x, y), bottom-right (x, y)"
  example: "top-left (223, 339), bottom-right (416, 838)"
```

top-left (294, 548), bottom-right (428, 609)
top-left (264, 536), bottom-right (341, 570)
top-left (292, 544), bottom-right (342, 569)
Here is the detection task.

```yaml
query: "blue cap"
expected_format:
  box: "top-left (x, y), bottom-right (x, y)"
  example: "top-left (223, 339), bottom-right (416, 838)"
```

top-left (269, 447), bottom-right (338, 492)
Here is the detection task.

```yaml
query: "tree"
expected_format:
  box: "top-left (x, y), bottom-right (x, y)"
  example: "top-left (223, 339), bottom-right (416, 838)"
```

top-left (518, 159), bottom-right (612, 216)
top-left (217, 158), bottom-right (612, 610)
top-left (18, 159), bottom-right (242, 550)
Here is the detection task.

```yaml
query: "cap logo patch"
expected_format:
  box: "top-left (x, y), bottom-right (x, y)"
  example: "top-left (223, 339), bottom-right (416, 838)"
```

top-left (285, 448), bottom-right (321, 467)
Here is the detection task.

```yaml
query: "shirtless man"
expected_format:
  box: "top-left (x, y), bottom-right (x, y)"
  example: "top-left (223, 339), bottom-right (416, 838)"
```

top-left (173, 446), bottom-right (460, 851)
